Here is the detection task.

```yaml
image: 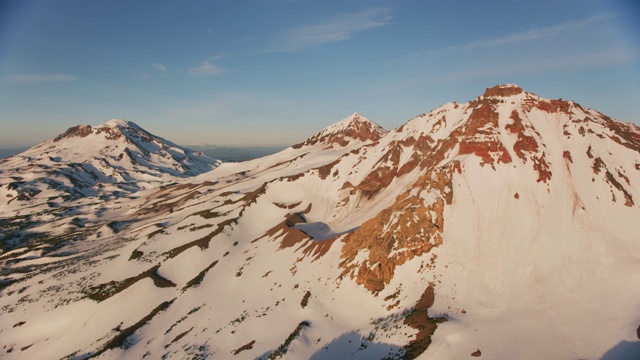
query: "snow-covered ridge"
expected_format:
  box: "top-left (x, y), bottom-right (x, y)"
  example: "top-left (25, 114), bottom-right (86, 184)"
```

top-left (1, 86), bottom-right (639, 360)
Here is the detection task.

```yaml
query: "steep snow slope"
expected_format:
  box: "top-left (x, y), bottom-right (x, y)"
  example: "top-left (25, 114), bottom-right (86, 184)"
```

top-left (1, 87), bottom-right (639, 360)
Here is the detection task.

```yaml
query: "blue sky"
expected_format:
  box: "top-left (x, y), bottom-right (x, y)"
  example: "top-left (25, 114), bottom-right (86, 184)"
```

top-left (0, 0), bottom-right (639, 147)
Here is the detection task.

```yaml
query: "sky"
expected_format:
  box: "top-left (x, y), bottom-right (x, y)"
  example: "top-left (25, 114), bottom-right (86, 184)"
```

top-left (0, 0), bottom-right (639, 148)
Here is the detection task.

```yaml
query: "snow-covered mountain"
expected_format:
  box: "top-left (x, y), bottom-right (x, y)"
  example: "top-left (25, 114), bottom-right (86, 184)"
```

top-left (1, 86), bottom-right (639, 360)
top-left (0, 118), bottom-right (218, 249)
top-left (0, 118), bottom-right (217, 201)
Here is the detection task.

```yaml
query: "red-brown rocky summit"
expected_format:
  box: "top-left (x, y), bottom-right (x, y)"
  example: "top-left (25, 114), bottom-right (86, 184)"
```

top-left (292, 112), bottom-right (388, 148)
top-left (483, 84), bottom-right (524, 97)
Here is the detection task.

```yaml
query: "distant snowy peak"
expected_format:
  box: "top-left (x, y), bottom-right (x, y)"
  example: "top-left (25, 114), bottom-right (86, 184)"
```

top-left (292, 112), bottom-right (388, 149)
top-left (1, 118), bottom-right (219, 204)
top-left (45, 118), bottom-right (216, 168)
top-left (54, 118), bottom-right (153, 144)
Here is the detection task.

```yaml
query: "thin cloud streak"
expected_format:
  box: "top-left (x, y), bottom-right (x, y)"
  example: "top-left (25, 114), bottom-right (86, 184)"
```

top-left (153, 63), bottom-right (167, 71)
top-left (6, 73), bottom-right (76, 84)
top-left (188, 54), bottom-right (227, 76)
top-left (426, 14), bottom-right (611, 55)
top-left (432, 48), bottom-right (640, 83)
top-left (188, 60), bottom-right (225, 76)
top-left (264, 7), bottom-right (392, 52)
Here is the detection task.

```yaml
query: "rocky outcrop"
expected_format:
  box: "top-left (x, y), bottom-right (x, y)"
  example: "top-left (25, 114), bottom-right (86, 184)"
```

top-left (292, 113), bottom-right (387, 149)
top-left (54, 124), bottom-right (93, 141)
top-left (402, 285), bottom-right (447, 359)
top-left (483, 84), bottom-right (524, 98)
top-left (340, 166), bottom-right (453, 293)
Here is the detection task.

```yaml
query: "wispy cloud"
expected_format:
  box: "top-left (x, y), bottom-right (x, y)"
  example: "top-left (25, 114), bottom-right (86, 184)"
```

top-left (265, 7), bottom-right (393, 52)
top-left (153, 63), bottom-right (167, 71)
top-left (188, 54), bottom-right (227, 76)
top-left (6, 73), bottom-right (76, 84)
top-left (431, 48), bottom-right (640, 83)
top-left (427, 14), bottom-right (610, 55)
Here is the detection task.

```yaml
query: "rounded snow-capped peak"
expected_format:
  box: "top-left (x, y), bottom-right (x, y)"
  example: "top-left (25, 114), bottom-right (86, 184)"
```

top-left (103, 118), bottom-right (130, 127)
top-left (101, 118), bottom-right (144, 131)
top-left (483, 84), bottom-right (525, 98)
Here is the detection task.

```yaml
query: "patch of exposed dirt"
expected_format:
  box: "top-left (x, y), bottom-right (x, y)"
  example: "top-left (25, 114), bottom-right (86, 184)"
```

top-left (182, 260), bottom-right (219, 291)
top-left (95, 124), bottom-right (125, 140)
top-left (87, 299), bottom-right (175, 357)
top-left (164, 218), bottom-right (237, 259)
top-left (532, 99), bottom-right (572, 114)
top-left (265, 321), bottom-right (311, 359)
top-left (402, 285), bottom-right (447, 359)
top-left (165, 327), bottom-right (193, 349)
top-left (563, 150), bottom-right (573, 163)
top-left (300, 291), bottom-right (311, 308)
top-left (317, 158), bottom-right (342, 179)
top-left (592, 157), bottom-right (634, 206)
top-left (129, 249), bottom-right (143, 260)
top-left (233, 340), bottom-right (256, 355)
top-left (600, 114), bottom-right (640, 153)
top-left (532, 154), bottom-right (552, 183)
top-left (505, 110), bottom-right (539, 162)
top-left (274, 201), bottom-right (302, 210)
top-left (87, 265), bottom-right (176, 302)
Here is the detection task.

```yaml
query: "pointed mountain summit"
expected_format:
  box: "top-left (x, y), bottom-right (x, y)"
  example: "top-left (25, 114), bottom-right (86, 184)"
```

top-left (292, 112), bottom-right (388, 148)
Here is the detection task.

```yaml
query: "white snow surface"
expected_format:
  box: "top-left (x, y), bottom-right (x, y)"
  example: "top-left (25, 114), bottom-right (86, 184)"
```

top-left (1, 87), bottom-right (639, 359)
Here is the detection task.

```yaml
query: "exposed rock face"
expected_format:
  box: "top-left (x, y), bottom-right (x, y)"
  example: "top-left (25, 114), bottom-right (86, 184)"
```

top-left (401, 285), bottom-right (447, 359)
top-left (340, 167), bottom-right (453, 293)
top-left (54, 124), bottom-right (93, 141)
top-left (483, 84), bottom-right (524, 97)
top-left (458, 99), bottom-right (512, 167)
top-left (95, 123), bottom-right (125, 140)
top-left (292, 113), bottom-right (388, 148)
